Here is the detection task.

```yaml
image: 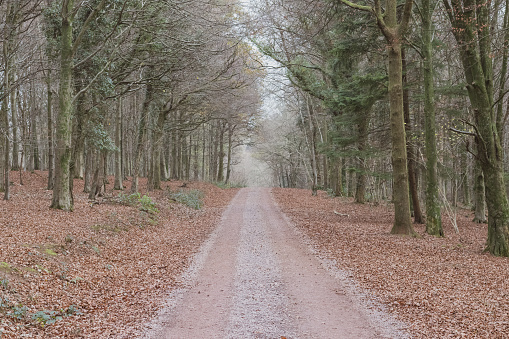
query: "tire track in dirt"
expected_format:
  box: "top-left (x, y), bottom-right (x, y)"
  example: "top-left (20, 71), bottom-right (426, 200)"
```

top-left (142, 187), bottom-right (409, 338)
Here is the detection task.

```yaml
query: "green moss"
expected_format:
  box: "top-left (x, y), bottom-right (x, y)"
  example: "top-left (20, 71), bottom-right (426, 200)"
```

top-left (45, 248), bottom-right (58, 256)
top-left (35, 264), bottom-right (51, 274)
top-left (91, 224), bottom-right (124, 233)
top-left (0, 262), bottom-right (12, 272)
top-left (21, 267), bottom-right (38, 274)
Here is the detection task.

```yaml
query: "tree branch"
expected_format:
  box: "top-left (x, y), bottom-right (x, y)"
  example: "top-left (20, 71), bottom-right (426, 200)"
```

top-left (339, 0), bottom-right (372, 11)
top-left (449, 127), bottom-right (476, 137)
top-left (72, 0), bottom-right (106, 56)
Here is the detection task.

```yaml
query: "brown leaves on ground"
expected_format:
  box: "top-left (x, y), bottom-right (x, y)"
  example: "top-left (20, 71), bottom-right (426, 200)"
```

top-left (0, 171), bottom-right (237, 338)
top-left (273, 188), bottom-right (509, 339)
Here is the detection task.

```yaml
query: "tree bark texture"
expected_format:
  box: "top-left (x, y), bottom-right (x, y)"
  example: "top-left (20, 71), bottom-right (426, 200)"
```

top-left (355, 117), bottom-right (368, 203)
top-left (131, 73), bottom-right (152, 193)
top-left (114, 97), bottom-right (123, 190)
top-left (402, 48), bottom-right (424, 224)
top-left (444, 0), bottom-right (509, 255)
top-left (422, 0), bottom-right (443, 234)
top-left (473, 160), bottom-right (487, 223)
top-left (51, 0), bottom-right (75, 210)
top-left (387, 42), bottom-right (414, 235)
top-left (46, 71), bottom-right (54, 190)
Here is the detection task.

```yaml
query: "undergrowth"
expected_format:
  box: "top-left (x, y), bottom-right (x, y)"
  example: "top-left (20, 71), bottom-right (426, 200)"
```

top-left (0, 277), bottom-right (82, 329)
top-left (118, 192), bottom-right (158, 214)
top-left (213, 181), bottom-right (246, 189)
top-left (169, 189), bottom-right (204, 210)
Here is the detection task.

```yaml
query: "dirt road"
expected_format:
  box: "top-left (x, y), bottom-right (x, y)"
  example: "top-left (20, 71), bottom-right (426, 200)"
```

top-left (142, 188), bottom-right (408, 338)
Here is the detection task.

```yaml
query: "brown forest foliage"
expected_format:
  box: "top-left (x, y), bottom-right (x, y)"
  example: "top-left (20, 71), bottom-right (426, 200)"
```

top-left (0, 171), bottom-right (237, 338)
top-left (273, 188), bottom-right (509, 338)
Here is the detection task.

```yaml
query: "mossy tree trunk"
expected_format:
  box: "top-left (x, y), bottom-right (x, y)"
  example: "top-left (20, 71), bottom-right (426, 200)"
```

top-left (341, 0), bottom-right (415, 235)
top-left (473, 159), bottom-right (487, 223)
top-left (114, 97), bottom-right (123, 190)
top-left (422, 0), bottom-right (443, 235)
top-left (386, 40), bottom-right (414, 234)
top-left (402, 48), bottom-right (424, 223)
top-left (355, 115), bottom-right (369, 204)
top-left (216, 121), bottom-right (225, 182)
top-left (131, 76), bottom-right (152, 193)
top-left (149, 106), bottom-right (166, 190)
top-left (46, 71), bottom-right (54, 190)
top-left (51, 0), bottom-right (106, 210)
top-left (1, 67), bottom-right (10, 200)
top-left (225, 123), bottom-right (235, 184)
top-left (51, 0), bottom-right (75, 210)
top-left (444, 0), bottom-right (509, 256)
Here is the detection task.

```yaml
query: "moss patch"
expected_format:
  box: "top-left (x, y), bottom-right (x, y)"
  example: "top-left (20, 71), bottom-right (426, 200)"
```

top-left (91, 224), bottom-right (125, 233)
top-left (21, 267), bottom-right (38, 274)
top-left (0, 262), bottom-right (13, 273)
top-left (45, 248), bottom-right (58, 256)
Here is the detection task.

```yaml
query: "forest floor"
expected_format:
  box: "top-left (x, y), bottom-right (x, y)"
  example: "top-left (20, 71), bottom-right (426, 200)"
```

top-left (141, 187), bottom-right (406, 338)
top-left (1, 172), bottom-right (508, 338)
top-left (273, 188), bottom-right (509, 338)
top-left (0, 171), bottom-right (238, 338)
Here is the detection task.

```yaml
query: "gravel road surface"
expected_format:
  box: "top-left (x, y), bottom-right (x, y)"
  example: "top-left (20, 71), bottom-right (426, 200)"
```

top-left (142, 187), bottom-right (409, 338)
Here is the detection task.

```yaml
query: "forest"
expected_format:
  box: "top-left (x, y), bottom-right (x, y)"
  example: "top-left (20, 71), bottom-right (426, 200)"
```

top-left (0, 0), bottom-right (508, 265)
top-left (1, 0), bottom-right (509, 337)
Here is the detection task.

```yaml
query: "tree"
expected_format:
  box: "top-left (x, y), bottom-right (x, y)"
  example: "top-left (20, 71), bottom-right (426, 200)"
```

top-left (421, 0), bottom-right (443, 235)
top-left (443, 0), bottom-right (509, 256)
top-left (338, 0), bottom-right (415, 234)
top-left (50, 0), bottom-right (107, 210)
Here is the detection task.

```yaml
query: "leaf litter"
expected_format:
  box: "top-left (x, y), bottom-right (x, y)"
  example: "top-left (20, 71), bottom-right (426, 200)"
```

top-left (3, 173), bottom-right (508, 338)
top-left (272, 188), bottom-right (509, 338)
top-left (0, 171), bottom-right (237, 338)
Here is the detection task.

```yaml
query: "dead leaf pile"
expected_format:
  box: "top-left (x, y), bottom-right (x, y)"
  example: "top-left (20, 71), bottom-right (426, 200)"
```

top-left (0, 171), bottom-right (237, 338)
top-left (273, 188), bottom-right (509, 338)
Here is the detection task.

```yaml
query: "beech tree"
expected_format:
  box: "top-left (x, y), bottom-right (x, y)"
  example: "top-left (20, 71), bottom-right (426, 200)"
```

top-left (421, 0), bottom-right (444, 236)
top-left (443, 0), bottom-right (509, 255)
top-left (50, 0), bottom-right (109, 210)
top-left (338, 0), bottom-right (415, 235)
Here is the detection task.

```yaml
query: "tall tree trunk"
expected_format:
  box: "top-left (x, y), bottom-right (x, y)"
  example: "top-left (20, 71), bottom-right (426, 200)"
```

top-left (225, 123), bottom-right (234, 184)
top-left (131, 73), bottom-right (153, 193)
top-left (46, 71), bottom-right (54, 190)
top-left (331, 158), bottom-right (343, 196)
top-left (460, 148), bottom-right (470, 205)
top-left (186, 135), bottom-right (191, 181)
top-left (402, 48), bottom-right (424, 223)
top-left (32, 104), bottom-right (40, 171)
top-left (114, 97), bottom-right (123, 190)
top-left (216, 122), bottom-right (225, 182)
top-left (88, 151), bottom-right (105, 200)
top-left (341, 0), bottom-right (414, 235)
top-left (211, 122), bottom-right (219, 181)
top-left (355, 117), bottom-right (368, 203)
top-left (10, 68), bottom-right (18, 171)
top-left (1, 1), bottom-right (21, 200)
top-left (193, 134), bottom-right (199, 181)
top-left (473, 159), bottom-right (487, 223)
top-left (422, 0), bottom-right (443, 235)
top-left (51, 0), bottom-right (75, 210)
top-left (305, 95), bottom-right (319, 195)
top-left (149, 106), bottom-right (166, 190)
top-left (1, 63), bottom-right (10, 200)
top-left (444, 0), bottom-right (509, 255)
top-left (387, 41), bottom-right (413, 234)
top-left (84, 147), bottom-right (93, 193)
top-left (496, 0), bottom-right (509, 142)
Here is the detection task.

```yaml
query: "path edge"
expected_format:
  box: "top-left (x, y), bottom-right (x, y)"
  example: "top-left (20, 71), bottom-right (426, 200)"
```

top-left (269, 188), bottom-right (412, 339)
